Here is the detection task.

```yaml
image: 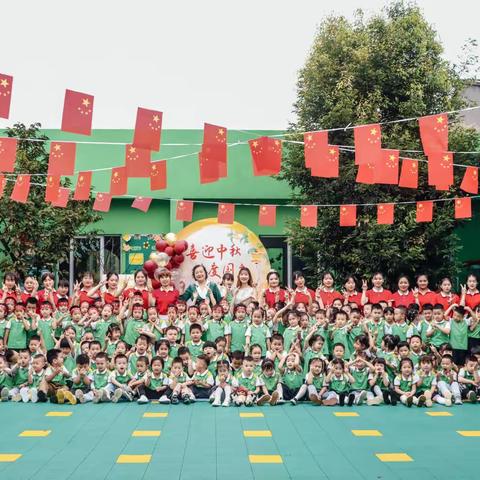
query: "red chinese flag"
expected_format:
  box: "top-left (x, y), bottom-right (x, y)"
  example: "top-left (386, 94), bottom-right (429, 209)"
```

top-left (0, 137), bottom-right (17, 172)
top-left (199, 146), bottom-right (220, 184)
top-left (150, 161), bottom-right (167, 190)
top-left (356, 162), bottom-right (375, 184)
top-left (74, 171), bottom-right (92, 201)
top-left (133, 107), bottom-right (162, 151)
top-left (258, 205), bottom-right (276, 227)
top-left (454, 197), bottom-right (472, 219)
top-left (428, 151), bottom-right (453, 186)
top-left (300, 205), bottom-right (317, 227)
top-left (375, 149), bottom-right (399, 184)
top-left (10, 174), bottom-right (30, 203)
top-left (304, 131), bottom-right (328, 169)
top-left (93, 192), bottom-right (112, 212)
top-left (416, 201), bottom-right (434, 223)
top-left (61, 89), bottom-right (94, 136)
top-left (52, 187), bottom-right (70, 208)
top-left (125, 144), bottom-right (151, 178)
top-left (0, 174), bottom-right (6, 197)
top-left (110, 166), bottom-right (128, 196)
top-left (203, 123), bottom-right (227, 177)
top-left (176, 200), bottom-right (193, 222)
top-left (340, 205), bottom-right (357, 227)
top-left (131, 196), bottom-right (152, 213)
top-left (460, 167), bottom-right (478, 194)
top-left (45, 175), bottom-right (60, 202)
top-left (398, 158), bottom-right (418, 189)
top-left (377, 203), bottom-right (395, 225)
top-left (48, 142), bottom-right (76, 176)
top-left (249, 137), bottom-right (282, 176)
top-left (311, 145), bottom-right (339, 178)
top-left (419, 113), bottom-right (448, 156)
top-left (218, 203), bottom-right (235, 224)
top-left (354, 123), bottom-right (382, 165)
top-left (0, 73), bottom-right (13, 119)
top-left (435, 184), bottom-right (450, 192)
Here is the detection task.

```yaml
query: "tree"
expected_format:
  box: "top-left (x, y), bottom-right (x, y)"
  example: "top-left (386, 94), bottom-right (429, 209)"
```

top-left (0, 123), bottom-right (101, 277)
top-left (279, 1), bottom-right (480, 288)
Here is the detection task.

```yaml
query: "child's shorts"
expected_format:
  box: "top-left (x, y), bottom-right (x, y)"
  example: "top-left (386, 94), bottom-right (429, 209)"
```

top-left (191, 386), bottom-right (211, 399)
top-left (280, 384), bottom-right (300, 401)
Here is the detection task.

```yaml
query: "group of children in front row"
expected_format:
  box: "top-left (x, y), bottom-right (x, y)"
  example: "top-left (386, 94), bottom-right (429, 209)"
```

top-left (1, 280), bottom-right (480, 409)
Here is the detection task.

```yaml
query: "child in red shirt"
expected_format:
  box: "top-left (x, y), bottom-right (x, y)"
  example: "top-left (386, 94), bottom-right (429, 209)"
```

top-left (434, 277), bottom-right (459, 314)
top-left (415, 274), bottom-right (437, 310)
top-left (316, 272), bottom-right (343, 308)
top-left (460, 274), bottom-right (480, 311)
top-left (292, 271), bottom-right (314, 305)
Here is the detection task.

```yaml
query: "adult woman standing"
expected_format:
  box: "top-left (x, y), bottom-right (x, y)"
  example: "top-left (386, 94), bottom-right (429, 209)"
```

top-left (315, 272), bottom-right (343, 308)
top-left (414, 274), bottom-right (437, 310)
top-left (391, 276), bottom-right (416, 308)
top-left (123, 270), bottom-right (151, 308)
top-left (87, 272), bottom-right (126, 305)
top-left (179, 264), bottom-right (222, 306)
top-left (261, 271), bottom-right (286, 308)
top-left (341, 276), bottom-right (365, 307)
top-left (232, 267), bottom-right (257, 306)
top-left (365, 272), bottom-right (393, 305)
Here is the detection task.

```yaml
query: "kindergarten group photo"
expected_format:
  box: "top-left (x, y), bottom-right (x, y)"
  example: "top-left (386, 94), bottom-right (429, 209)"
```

top-left (1, 0), bottom-right (480, 479)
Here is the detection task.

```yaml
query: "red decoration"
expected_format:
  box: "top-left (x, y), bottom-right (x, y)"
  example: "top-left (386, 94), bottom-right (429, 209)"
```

top-left (0, 175), bottom-right (6, 197)
top-left (356, 162), bottom-right (375, 184)
top-left (460, 167), bottom-right (478, 194)
top-left (419, 113), bottom-right (448, 156)
top-left (173, 254), bottom-right (184, 264)
top-left (151, 279), bottom-right (162, 289)
top-left (300, 205), bottom-right (317, 227)
top-left (454, 197), bottom-right (472, 219)
top-left (203, 123), bottom-right (227, 177)
top-left (0, 137), bottom-right (17, 172)
top-left (110, 166), bottom-right (128, 196)
top-left (131, 196), bottom-right (152, 213)
top-left (398, 158), bottom-right (418, 189)
top-left (93, 192), bottom-right (112, 212)
top-left (73, 171), bottom-right (92, 201)
top-left (133, 107), bottom-right (162, 151)
top-left (340, 205), bottom-right (357, 227)
top-left (125, 144), bottom-right (151, 178)
top-left (0, 73), bottom-right (13, 119)
top-left (375, 149), bottom-right (399, 184)
top-left (258, 205), bottom-right (276, 227)
top-left (165, 246), bottom-right (174, 256)
top-left (416, 201), bottom-right (433, 223)
top-left (61, 89), bottom-right (94, 136)
top-left (176, 200), bottom-right (193, 221)
top-left (249, 137), bottom-right (282, 176)
top-left (304, 131), bottom-right (328, 169)
top-left (156, 240), bottom-right (168, 252)
top-left (52, 187), bottom-right (70, 208)
top-left (353, 123), bottom-right (382, 165)
top-left (217, 203), bottom-right (235, 224)
top-left (48, 142), bottom-right (76, 176)
top-left (174, 241), bottom-right (186, 254)
top-left (150, 161), bottom-right (167, 190)
top-left (310, 145), bottom-right (339, 178)
top-left (143, 260), bottom-right (157, 274)
top-left (45, 175), bottom-right (60, 202)
top-left (10, 174), bottom-right (30, 203)
top-left (428, 151), bottom-right (453, 187)
top-left (377, 203), bottom-right (394, 225)
top-left (199, 146), bottom-right (220, 184)
top-left (182, 240), bottom-right (189, 250)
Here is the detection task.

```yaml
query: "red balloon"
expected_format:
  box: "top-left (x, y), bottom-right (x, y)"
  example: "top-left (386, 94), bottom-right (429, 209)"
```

top-left (182, 240), bottom-right (189, 250)
top-left (151, 279), bottom-right (161, 289)
top-left (165, 246), bottom-right (174, 257)
top-left (174, 241), bottom-right (186, 254)
top-left (166, 261), bottom-right (173, 270)
top-left (156, 240), bottom-right (167, 252)
top-left (143, 260), bottom-right (157, 274)
top-left (173, 254), bottom-right (184, 264)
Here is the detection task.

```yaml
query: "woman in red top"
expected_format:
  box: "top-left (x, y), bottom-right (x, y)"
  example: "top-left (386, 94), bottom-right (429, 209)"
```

top-left (342, 276), bottom-right (365, 307)
top-left (391, 275), bottom-right (416, 308)
top-left (292, 271), bottom-right (315, 305)
top-left (87, 272), bottom-right (125, 305)
top-left (415, 274), bottom-right (437, 310)
top-left (123, 270), bottom-right (150, 309)
top-left (37, 272), bottom-right (59, 307)
top-left (315, 272), bottom-right (343, 308)
top-left (74, 272), bottom-right (98, 306)
top-left (151, 268), bottom-right (179, 316)
top-left (20, 275), bottom-right (39, 304)
top-left (460, 274), bottom-right (480, 311)
top-left (434, 277), bottom-right (460, 314)
top-left (262, 271), bottom-right (287, 308)
top-left (0, 271), bottom-right (21, 302)
top-left (366, 272), bottom-right (393, 305)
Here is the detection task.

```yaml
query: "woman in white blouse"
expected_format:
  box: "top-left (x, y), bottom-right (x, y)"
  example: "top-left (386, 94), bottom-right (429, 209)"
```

top-left (232, 267), bottom-right (257, 305)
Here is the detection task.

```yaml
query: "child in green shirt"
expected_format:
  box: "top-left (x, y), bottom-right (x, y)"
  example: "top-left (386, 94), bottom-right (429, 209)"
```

top-left (245, 308), bottom-right (271, 355)
top-left (44, 348), bottom-right (76, 405)
top-left (90, 352), bottom-right (111, 403)
top-left (5, 303), bottom-right (30, 350)
top-left (71, 354), bottom-right (94, 403)
top-left (279, 353), bottom-right (303, 404)
top-left (234, 355), bottom-right (261, 406)
top-left (109, 354), bottom-right (134, 402)
top-left (9, 349), bottom-right (30, 402)
top-left (323, 358), bottom-right (354, 406)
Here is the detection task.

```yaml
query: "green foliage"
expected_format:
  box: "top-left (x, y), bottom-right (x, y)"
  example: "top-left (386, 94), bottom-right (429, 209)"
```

top-left (0, 123), bottom-right (101, 276)
top-left (280, 1), bottom-right (480, 288)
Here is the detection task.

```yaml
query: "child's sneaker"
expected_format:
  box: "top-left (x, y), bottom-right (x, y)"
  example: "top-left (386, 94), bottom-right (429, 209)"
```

top-left (212, 397), bottom-right (222, 407)
top-left (322, 397), bottom-right (337, 406)
top-left (30, 388), bottom-right (38, 403)
top-left (390, 394), bottom-right (397, 406)
top-left (445, 397), bottom-right (452, 407)
top-left (64, 390), bottom-right (77, 405)
top-left (256, 394), bottom-right (271, 406)
top-left (101, 390), bottom-right (110, 402)
top-left (209, 395), bottom-right (215, 404)
top-left (38, 390), bottom-right (48, 403)
top-left (182, 394), bottom-right (190, 404)
top-left (444, 390), bottom-right (452, 401)
top-left (356, 391), bottom-right (367, 406)
top-left (382, 391), bottom-right (391, 405)
top-left (189, 395), bottom-right (196, 403)
top-left (367, 396), bottom-right (382, 406)
top-left (137, 395), bottom-right (149, 405)
top-left (93, 391), bottom-right (102, 404)
top-left (347, 393), bottom-right (355, 407)
top-left (222, 399), bottom-right (230, 407)
top-left (467, 390), bottom-right (477, 403)
top-left (425, 398), bottom-right (433, 408)
top-left (12, 393), bottom-right (22, 402)
top-left (454, 397), bottom-right (463, 405)
top-left (0, 387), bottom-right (9, 401)
top-left (339, 394), bottom-right (346, 407)
top-left (269, 391), bottom-right (279, 406)
top-left (20, 389), bottom-right (30, 403)
top-left (75, 389), bottom-right (85, 404)
top-left (309, 394), bottom-right (323, 405)
top-left (112, 389), bottom-right (123, 403)
top-left (290, 398), bottom-right (297, 406)
top-left (406, 396), bottom-right (413, 407)
top-left (171, 394), bottom-right (179, 405)
top-left (245, 397), bottom-right (253, 407)
top-left (159, 395), bottom-right (170, 404)
top-left (56, 389), bottom-right (65, 404)
top-left (123, 390), bottom-right (133, 402)
top-left (417, 395), bottom-right (426, 407)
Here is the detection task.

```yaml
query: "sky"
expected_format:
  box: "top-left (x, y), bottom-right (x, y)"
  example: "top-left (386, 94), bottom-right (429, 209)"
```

top-left (1, 0), bottom-right (479, 130)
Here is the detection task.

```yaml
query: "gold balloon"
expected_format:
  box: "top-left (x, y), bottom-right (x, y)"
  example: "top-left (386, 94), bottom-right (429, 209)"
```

top-left (149, 251), bottom-right (162, 264)
top-left (156, 252), bottom-right (170, 267)
top-left (164, 232), bottom-right (177, 245)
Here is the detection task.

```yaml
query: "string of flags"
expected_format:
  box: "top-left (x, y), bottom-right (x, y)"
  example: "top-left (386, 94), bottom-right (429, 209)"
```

top-left (1, 70), bottom-right (480, 227)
